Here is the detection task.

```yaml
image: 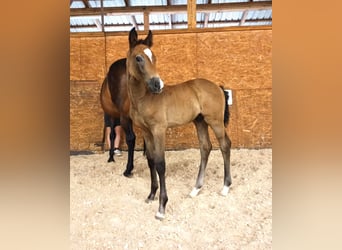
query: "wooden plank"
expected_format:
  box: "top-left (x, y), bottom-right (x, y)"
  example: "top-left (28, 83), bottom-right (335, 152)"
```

top-left (70, 25), bottom-right (272, 38)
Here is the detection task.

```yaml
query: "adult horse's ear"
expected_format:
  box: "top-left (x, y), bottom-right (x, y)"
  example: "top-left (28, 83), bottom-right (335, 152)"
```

top-left (129, 27), bottom-right (138, 49)
top-left (144, 30), bottom-right (153, 48)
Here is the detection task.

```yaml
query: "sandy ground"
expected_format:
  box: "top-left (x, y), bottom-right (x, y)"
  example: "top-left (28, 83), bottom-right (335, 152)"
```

top-left (70, 148), bottom-right (272, 249)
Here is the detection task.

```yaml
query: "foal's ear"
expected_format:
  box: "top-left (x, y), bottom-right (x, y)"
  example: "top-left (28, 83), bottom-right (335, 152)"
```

top-left (129, 27), bottom-right (138, 49)
top-left (143, 30), bottom-right (153, 48)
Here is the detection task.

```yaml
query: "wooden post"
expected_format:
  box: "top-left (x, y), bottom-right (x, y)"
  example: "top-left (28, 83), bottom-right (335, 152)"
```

top-left (144, 11), bottom-right (150, 31)
top-left (100, 0), bottom-right (104, 32)
top-left (187, 0), bottom-right (196, 29)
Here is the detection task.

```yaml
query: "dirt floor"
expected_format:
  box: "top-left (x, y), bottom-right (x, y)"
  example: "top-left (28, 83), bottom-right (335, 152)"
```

top-left (70, 148), bottom-right (272, 249)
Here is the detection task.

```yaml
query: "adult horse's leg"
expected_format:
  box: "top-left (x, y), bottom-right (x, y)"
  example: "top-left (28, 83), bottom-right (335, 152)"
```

top-left (211, 122), bottom-right (232, 196)
top-left (189, 116), bottom-right (212, 197)
top-left (121, 117), bottom-right (136, 177)
top-left (108, 125), bottom-right (115, 162)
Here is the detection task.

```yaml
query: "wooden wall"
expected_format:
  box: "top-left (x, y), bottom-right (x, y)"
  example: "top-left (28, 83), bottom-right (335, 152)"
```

top-left (70, 28), bottom-right (272, 151)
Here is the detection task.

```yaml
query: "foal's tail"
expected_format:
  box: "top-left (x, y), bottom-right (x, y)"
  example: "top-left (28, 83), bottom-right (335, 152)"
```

top-left (220, 86), bottom-right (230, 127)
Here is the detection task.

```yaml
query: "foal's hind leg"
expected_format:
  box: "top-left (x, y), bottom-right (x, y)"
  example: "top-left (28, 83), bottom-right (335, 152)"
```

top-left (220, 133), bottom-right (232, 196)
top-left (211, 122), bottom-right (232, 196)
top-left (190, 117), bottom-right (212, 197)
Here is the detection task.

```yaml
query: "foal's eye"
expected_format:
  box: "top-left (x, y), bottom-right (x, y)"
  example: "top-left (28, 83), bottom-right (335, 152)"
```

top-left (136, 55), bottom-right (144, 63)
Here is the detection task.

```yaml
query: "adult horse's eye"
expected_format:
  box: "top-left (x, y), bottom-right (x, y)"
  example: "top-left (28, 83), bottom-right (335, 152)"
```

top-left (136, 55), bottom-right (144, 63)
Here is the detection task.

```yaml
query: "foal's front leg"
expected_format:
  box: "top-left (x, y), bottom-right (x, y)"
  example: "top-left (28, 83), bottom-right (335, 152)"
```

top-left (152, 130), bottom-right (168, 220)
top-left (144, 134), bottom-right (158, 202)
top-left (155, 156), bottom-right (167, 220)
top-left (146, 157), bottom-right (158, 202)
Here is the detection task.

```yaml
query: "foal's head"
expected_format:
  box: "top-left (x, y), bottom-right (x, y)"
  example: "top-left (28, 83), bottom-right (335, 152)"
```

top-left (127, 28), bottom-right (164, 94)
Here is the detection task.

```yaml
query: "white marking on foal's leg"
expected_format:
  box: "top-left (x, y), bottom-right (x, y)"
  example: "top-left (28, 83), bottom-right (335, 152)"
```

top-left (220, 185), bottom-right (230, 196)
top-left (189, 187), bottom-right (201, 197)
top-left (143, 48), bottom-right (153, 62)
top-left (155, 211), bottom-right (165, 220)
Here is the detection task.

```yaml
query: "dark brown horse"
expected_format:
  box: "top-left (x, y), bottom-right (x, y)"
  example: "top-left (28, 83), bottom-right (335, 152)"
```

top-left (126, 28), bottom-right (232, 220)
top-left (100, 30), bottom-right (152, 177)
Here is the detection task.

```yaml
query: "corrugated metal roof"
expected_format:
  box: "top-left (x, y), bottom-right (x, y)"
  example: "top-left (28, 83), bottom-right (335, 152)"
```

top-left (130, 0), bottom-right (166, 6)
top-left (70, 0), bottom-right (272, 33)
top-left (211, 0), bottom-right (249, 3)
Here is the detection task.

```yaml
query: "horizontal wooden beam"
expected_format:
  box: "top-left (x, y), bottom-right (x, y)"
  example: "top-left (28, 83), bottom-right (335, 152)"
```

top-left (70, 17), bottom-right (272, 30)
top-left (70, 25), bottom-right (272, 38)
top-left (70, 1), bottom-right (272, 16)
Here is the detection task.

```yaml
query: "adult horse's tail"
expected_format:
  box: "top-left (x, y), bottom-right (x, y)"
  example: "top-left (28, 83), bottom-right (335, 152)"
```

top-left (220, 86), bottom-right (230, 127)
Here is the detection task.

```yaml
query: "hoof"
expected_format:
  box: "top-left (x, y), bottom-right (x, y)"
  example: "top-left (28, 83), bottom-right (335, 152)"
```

top-left (189, 187), bottom-right (201, 197)
top-left (155, 211), bottom-right (165, 220)
top-left (123, 171), bottom-right (133, 178)
top-left (145, 198), bottom-right (154, 204)
top-left (107, 157), bottom-right (114, 163)
top-left (220, 186), bottom-right (230, 196)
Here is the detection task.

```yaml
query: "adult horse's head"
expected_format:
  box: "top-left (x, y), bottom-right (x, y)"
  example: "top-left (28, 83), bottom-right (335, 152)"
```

top-left (127, 28), bottom-right (164, 94)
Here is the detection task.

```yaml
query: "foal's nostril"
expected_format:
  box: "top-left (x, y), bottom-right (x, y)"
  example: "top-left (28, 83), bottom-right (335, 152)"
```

top-left (148, 77), bottom-right (163, 93)
top-left (136, 55), bottom-right (144, 63)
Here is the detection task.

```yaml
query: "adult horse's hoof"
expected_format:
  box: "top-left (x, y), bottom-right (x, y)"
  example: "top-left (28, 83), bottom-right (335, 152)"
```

top-left (123, 171), bottom-right (133, 178)
top-left (155, 211), bottom-right (165, 220)
top-left (107, 157), bottom-right (114, 163)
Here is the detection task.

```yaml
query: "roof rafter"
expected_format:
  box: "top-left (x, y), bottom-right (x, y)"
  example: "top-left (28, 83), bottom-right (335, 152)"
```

top-left (240, 10), bottom-right (249, 26)
top-left (130, 15), bottom-right (139, 30)
top-left (204, 13), bottom-right (209, 28)
top-left (81, 0), bottom-right (90, 9)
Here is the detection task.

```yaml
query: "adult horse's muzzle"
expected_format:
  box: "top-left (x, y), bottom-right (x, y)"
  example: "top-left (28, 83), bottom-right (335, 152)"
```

top-left (147, 77), bottom-right (164, 94)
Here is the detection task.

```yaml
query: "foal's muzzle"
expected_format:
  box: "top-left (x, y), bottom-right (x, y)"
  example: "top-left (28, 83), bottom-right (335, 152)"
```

top-left (147, 77), bottom-right (164, 94)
